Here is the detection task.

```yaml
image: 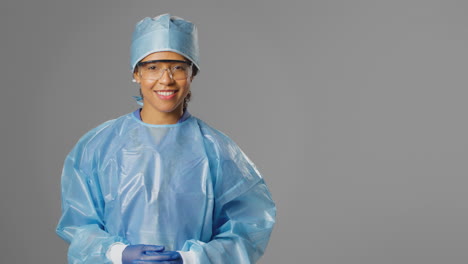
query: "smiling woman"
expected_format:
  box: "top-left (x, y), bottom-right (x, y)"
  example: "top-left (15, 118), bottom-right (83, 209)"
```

top-left (56, 13), bottom-right (276, 264)
top-left (135, 51), bottom-right (194, 125)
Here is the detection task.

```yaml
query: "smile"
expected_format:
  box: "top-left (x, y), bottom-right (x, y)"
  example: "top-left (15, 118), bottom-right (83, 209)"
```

top-left (155, 90), bottom-right (177, 96)
top-left (154, 90), bottom-right (178, 100)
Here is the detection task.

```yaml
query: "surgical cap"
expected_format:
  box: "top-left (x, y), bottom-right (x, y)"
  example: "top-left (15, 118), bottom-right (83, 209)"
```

top-left (130, 14), bottom-right (200, 72)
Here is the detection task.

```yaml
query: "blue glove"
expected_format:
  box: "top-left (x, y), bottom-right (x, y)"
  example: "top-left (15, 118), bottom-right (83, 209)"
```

top-left (122, 244), bottom-right (180, 264)
top-left (132, 251), bottom-right (183, 264)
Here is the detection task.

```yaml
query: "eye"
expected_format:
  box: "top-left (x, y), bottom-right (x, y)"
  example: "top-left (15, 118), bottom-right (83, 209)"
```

top-left (146, 64), bottom-right (159, 71)
top-left (173, 65), bottom-right (187, 71)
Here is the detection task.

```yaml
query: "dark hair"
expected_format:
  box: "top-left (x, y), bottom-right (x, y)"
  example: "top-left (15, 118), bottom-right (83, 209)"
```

top-left (191, 65), bottom-right (199, 77)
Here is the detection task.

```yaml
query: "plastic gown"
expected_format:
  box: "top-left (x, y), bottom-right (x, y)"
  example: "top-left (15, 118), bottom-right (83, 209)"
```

top-left (56, 112), bottom-right (276, 264)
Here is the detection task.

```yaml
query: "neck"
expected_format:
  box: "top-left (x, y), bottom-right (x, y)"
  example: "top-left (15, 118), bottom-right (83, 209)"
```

top-left (140, 107), bottom-right (183, 125)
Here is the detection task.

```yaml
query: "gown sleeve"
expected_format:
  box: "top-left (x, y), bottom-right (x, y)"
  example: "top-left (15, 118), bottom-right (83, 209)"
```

top-left (180, 129), bottom-right (277, 264)
top-left (56, 123), bottom-right (128, 264)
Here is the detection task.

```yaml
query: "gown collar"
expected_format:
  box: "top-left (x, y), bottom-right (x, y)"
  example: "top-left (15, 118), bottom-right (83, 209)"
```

top-left (132, 108), bottom-right (191, 124)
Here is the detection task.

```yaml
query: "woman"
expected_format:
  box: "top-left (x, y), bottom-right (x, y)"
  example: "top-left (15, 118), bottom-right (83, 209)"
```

top-left (56, 14), bottom-right (276, 264)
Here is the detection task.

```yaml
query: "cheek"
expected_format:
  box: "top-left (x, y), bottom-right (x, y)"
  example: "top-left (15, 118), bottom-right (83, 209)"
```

top-left (181, 87), bottom-right (191, 98)
top-left (140, 81), bottom-right (155, 90)
top-left (180, 81), bottom-right (191, 92)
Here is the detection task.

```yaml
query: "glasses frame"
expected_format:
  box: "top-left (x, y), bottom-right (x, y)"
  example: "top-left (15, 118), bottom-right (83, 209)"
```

top-left (136, 59), bottom-right (193, 81)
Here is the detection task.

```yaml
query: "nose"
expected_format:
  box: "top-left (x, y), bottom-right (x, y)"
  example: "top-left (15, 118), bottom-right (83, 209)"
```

top-left (158, 69), bottom-right (175, 85)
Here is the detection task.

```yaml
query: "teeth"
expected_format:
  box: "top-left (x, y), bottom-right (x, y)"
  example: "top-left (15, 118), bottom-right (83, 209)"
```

top-left (156, 91), bottom-right (176, 96)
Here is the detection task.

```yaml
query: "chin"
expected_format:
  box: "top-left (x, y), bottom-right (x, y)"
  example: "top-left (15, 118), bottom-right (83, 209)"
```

top-left (158, 106), bottom-right (183, 114)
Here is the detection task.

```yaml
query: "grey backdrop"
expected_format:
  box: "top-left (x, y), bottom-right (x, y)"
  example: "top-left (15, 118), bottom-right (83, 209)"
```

top-left (1, 0), bottom-right (467, 263)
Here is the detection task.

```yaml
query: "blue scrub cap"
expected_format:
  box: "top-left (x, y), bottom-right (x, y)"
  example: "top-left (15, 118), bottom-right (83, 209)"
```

top-left (130, 14), bottom-right (200, 72)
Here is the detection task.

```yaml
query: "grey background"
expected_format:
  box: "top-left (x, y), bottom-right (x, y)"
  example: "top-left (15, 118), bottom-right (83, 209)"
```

top-left (1, 0), bottom-right (467, 263)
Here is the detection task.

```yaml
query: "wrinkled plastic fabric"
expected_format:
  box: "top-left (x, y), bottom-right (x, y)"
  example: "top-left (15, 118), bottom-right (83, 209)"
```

top-left (130, 13), bottom-right (200, 72)
top-left (56, 113), bottom-right (276, 264)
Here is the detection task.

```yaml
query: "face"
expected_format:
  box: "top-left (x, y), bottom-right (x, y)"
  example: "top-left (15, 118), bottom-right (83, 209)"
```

top-left (133, 51), bottom-right (194, 117)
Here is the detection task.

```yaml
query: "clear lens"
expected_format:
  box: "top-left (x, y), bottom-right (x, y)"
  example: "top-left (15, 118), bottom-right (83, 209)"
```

top-left (138, 61), bottom-right (192, 80)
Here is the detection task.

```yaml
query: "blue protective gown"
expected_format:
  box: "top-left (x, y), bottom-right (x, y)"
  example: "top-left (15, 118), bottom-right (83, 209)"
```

top-left (56, 111), bottom-right (276, 264)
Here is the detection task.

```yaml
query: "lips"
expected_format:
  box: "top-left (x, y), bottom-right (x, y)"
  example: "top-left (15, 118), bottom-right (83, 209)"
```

top-left (154, 90), bottom-right (178, 100)
top-left (156, 90), bottom-right (176, 96)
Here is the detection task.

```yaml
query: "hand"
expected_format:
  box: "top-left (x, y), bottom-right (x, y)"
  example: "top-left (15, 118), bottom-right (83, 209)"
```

top-left (132, 251), bottom-right (183, 264)
top-left (122, 244), bottom-right (169, 264)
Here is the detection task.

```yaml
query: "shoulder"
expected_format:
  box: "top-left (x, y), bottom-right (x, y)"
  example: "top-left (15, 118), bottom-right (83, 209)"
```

top-left (194, 117), bottom-right (233, 145)
top-left (192, 117), bottom-right (264, 200)
top-left (192, 117), bottom-right (244, 161)
top-left (68, 113), bottom-right (134, 158)
top-left (194, 118), bottom-right (230, 141)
